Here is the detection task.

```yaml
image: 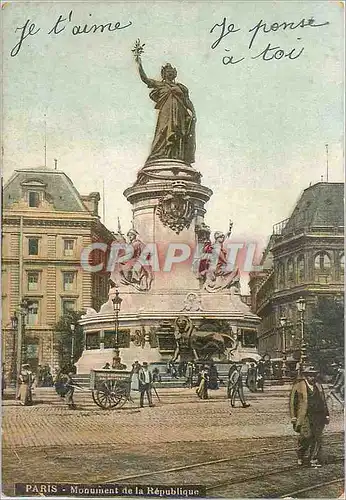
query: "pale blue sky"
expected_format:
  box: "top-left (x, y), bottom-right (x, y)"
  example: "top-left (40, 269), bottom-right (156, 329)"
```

top-left (2, 1), bottom-right (344, 250)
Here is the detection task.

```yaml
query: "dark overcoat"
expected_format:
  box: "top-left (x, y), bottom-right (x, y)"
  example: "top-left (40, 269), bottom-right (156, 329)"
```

top-left (289, 378), bottom-right (329, 429)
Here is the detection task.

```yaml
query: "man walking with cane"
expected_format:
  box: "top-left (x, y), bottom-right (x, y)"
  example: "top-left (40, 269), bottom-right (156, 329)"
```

top-left (290, 366), bottom-right (329, 467)
top-left (138, 362), bottom-right (154, 408)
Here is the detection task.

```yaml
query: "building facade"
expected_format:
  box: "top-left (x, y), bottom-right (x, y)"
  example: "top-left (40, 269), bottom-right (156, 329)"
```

top-left (249, 182), bottom-right (344, 368)
top-left (1, 167), bottom-right (114, 376)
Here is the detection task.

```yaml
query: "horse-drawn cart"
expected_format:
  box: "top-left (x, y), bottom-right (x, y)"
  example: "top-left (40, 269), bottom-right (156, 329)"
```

top-left (90, 369), bottom-right (133, 409)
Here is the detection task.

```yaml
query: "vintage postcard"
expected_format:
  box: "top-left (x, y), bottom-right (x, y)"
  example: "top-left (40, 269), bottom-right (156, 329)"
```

top-left (1, 1), bottom-right (344, 498)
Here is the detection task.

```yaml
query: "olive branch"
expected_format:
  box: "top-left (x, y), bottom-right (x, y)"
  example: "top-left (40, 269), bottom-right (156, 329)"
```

top-left (132, 39), bottom-right (145, 60)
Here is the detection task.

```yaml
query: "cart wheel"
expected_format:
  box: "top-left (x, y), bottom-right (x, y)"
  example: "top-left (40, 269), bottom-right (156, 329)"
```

top-left (110, 383), bottom-right (129, 409)
top-left (92, 380), bottom-right (122, 409)
top-left (92, 390), bottom-right (119, 409)
top-left (112, 388), bottom-right (127, 408)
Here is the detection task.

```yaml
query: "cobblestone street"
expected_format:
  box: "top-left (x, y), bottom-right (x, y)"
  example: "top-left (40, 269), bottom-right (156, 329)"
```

top-left (3, 386), bottom-right (302, 448)
top-left (2, 385), bottom-right (344, 497)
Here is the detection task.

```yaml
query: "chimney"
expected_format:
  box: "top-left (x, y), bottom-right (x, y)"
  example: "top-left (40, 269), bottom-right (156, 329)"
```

top-left (81, 192), bottom-right (101, 216)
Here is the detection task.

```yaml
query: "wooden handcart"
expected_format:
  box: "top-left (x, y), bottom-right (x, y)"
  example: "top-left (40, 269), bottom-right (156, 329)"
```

top-left (89, 369), bottom-right (133, 409)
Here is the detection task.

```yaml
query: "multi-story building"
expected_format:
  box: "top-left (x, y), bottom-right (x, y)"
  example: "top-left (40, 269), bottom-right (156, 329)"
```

top-left (1, 166), bottom-right (114, 375)
top-left (249, 182), bottom-right (344, 366)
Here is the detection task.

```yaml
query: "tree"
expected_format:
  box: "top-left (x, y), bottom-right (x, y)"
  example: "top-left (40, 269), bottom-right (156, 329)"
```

top-left (305, 297), bottom-right (344, 375)
top-left (53, 310), bottom-right (85, 371)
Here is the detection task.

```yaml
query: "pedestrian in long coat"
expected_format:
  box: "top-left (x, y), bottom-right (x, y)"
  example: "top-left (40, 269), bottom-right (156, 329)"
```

top-left (209, 362), bottom-right (219, 390)
top-left (65, 372), bottom-right (77, 410)
top-left (196, 366), bottom-right (209, 399)
top-left (186, 361), bottom-right (194, 388)
top-left (290, 366), bottom-right (329, 467)
top-left (256, 360), bottom-right (265, 392)
top-left (246, 363), bottom-right (257, 393)
top-left (17, 364), bottom-right (34, 405)
top-left (229, 363), bottom-right (250, 408)
top-left (138, 362), bottom-right (154, 407)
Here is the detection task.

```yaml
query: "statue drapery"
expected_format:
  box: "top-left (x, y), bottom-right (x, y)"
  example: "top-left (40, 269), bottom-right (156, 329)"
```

top-left (146, 79), bottom-right (196, 164)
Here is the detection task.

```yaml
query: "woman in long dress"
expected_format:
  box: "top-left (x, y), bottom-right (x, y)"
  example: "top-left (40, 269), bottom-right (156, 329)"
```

top-left (135, 54), bottom-right (196, 165)
top-left (17, 364), bottom-right (34, 405)
top-left (131, 361), bottom-right (141, 392)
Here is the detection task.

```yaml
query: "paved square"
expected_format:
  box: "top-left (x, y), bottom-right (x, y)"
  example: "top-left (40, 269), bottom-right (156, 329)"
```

top-left (2, 386), bottom-right (344, 498)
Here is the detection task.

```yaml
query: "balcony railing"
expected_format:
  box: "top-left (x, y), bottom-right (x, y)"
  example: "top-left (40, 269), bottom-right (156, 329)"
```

top-left (272, 218), bottom-right (289, 235)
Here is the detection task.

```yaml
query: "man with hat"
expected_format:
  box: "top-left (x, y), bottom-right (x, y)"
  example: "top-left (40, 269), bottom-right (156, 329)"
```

top-left (138, 362), bottom-right (154, 408)
top-left (228, 362), bottom-right (250, 408)
top-left (290, 366), bottom-right (329, 467)
top-left (112, 356), bottom-right (127, 370)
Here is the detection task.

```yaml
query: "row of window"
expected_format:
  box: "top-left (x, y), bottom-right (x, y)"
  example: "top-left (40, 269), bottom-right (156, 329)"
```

top-left (27, 271), bottom-right (76, 292)
top-left (278, 252), bottom-right (344, 285)
top-left (12, 299), bottom-right (76, 326)
top-left (28, 238), bottom-right (75, 256)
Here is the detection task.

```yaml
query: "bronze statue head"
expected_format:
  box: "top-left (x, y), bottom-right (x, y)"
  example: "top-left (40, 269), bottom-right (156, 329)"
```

top-left (175, 315), bottom-right (192, 334)
top-left (161, 63), bottom-right (177, 82)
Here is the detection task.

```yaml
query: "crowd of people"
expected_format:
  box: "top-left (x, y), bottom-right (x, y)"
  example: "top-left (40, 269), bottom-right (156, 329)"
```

top-left (5, 355), bottom-right (346, 472)
top-left (4, 354), bottom-right (344, 469)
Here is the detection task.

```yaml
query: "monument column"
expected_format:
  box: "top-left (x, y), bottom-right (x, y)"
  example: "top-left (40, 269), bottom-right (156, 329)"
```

top-left (124, 159), bottom-right (212, 291)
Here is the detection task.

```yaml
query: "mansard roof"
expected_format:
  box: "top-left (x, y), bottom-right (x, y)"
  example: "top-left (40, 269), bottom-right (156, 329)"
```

top-left (282, 182), bottom-right (344, 235)
top-left (3, 167), bottom-right (89, 212)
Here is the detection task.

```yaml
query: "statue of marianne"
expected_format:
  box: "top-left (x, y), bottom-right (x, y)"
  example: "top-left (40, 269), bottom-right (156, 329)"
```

top-left (133, 40), bottom-right (196, 165)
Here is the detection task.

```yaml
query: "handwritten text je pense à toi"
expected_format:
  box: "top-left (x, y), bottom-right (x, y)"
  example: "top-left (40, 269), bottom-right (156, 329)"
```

top-left (210, 17), bottom-right (329, 65)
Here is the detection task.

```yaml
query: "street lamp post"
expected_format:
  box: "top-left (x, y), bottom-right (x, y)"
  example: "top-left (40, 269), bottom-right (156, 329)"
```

top-left (70, 324), bottom-right (75, 368)
top-left (15, 299), bottom-right (29, 394)
top-left (296, 297), bottom-right (306, 375)
top-left (10, 312), bottom-right (18, 383)
top-left (279, 315), bottom-right (287, 378)
top-left (112, 288), bottom-right (123, 350)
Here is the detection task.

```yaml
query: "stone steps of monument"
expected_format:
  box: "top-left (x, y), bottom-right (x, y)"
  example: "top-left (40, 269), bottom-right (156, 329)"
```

top-left (35, 387), bottom-right (91, 404)
top-left (154, 380), bottom-right (187, 388)
top-left (72, 374), bottom-right (91, 387)
top-left (72, 373), bottom-right (192, 388)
